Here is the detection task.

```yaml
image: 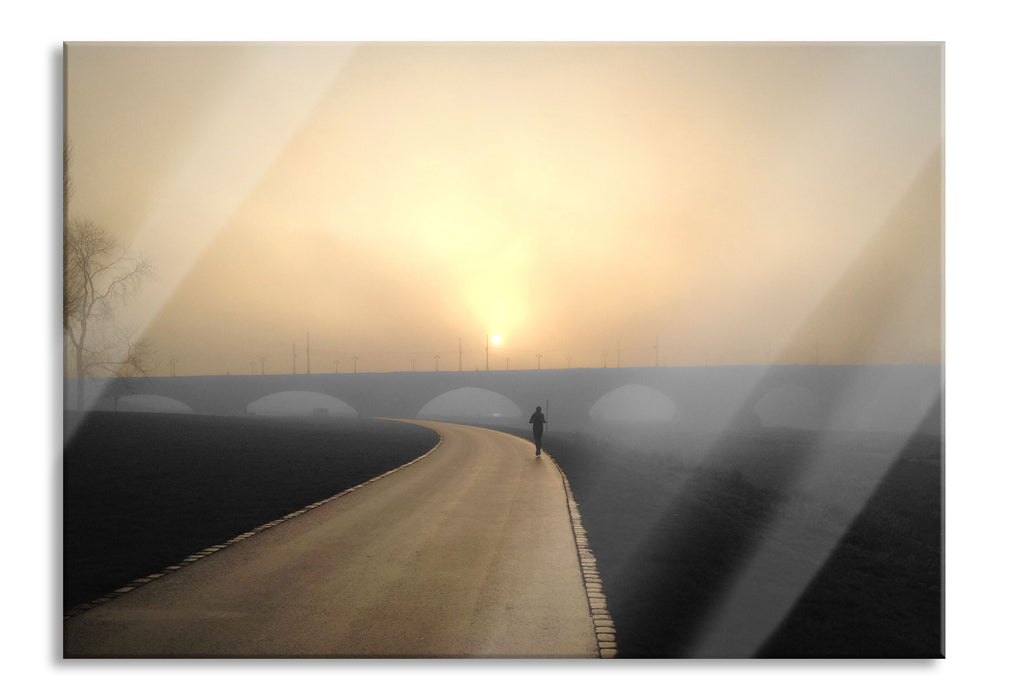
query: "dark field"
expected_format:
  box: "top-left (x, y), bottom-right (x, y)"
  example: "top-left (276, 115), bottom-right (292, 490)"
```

top-left (63, 411), bottom-right (942, 658)
top-left (537, 425), bottom-right (943, 658)
top-left (62, 411), bottom-right (440, 613)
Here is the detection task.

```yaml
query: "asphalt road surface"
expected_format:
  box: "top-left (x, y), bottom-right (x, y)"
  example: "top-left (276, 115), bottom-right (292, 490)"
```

top-left (64, 420), bottom-right (600, 658)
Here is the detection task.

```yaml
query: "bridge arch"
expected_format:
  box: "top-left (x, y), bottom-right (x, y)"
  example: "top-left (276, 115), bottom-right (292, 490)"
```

top-left (416, 387), bottom-right (523, 425)
top-left (246, 390), bottom-right (359, 418)
top-left (86, 365), bottom-right (941, 434)
top-left (114, 394), bottom-right (195, 414)
top-left (589, 384), bottom-right (678, 426)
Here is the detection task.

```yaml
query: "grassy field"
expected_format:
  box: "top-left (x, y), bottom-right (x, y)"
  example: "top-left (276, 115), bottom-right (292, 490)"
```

top-left (62, 411), bottom-right (439, 613)
top-left (537, 425), bottom-right (943, 658)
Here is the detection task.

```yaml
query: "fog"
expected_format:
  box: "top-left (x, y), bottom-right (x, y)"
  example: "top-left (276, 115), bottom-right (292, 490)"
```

top-left (64, 43), bottom-right (942, 378)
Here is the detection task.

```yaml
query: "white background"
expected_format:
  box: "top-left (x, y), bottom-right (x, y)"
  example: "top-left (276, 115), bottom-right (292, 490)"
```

top-left (5, 1), bottom-right (1003, 697)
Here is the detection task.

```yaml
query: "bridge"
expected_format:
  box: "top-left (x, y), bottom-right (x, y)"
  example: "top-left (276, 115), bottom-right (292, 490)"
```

top-left (67, 364), bottom-right (943, 435)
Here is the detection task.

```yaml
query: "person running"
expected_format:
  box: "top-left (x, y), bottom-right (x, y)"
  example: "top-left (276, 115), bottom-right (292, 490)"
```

top-left (529, 406), bottom-right (547, 456)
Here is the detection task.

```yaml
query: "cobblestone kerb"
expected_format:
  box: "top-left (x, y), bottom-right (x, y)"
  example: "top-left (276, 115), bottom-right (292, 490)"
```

top-left (63, 433), bottom-right (444, 621)
top-left (542, 449), bottom-right (618, 659)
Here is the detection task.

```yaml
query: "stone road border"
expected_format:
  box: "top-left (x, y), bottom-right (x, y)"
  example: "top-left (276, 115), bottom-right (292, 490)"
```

top-left (542, 449), bottom-right (618, 659)
top-left (63, 432), bottom-right (444, 621)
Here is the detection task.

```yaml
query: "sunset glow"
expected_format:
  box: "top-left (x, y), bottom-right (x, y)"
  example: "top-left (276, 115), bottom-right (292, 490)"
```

top-left (64, 42), bottom-right (942, 376)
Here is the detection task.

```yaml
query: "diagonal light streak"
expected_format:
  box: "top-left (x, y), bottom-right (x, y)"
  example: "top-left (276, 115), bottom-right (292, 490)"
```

top-left (686, 150), bottom-right (943, 657)
top-left (123, 44), bottom-right (358, 336)
top-left (67, 44), bottom-right (358, 415)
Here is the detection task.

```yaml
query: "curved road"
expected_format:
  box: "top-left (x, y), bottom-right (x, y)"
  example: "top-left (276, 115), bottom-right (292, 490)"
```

top-left (64, 420), bottom-right (603, 658)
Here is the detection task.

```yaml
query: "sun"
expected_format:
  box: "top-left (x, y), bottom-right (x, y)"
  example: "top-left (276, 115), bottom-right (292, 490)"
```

top-left (491, 335), bottom-right (502, 346)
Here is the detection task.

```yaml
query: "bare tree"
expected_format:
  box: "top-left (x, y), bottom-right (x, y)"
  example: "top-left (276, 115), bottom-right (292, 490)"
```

top-left (63, 141), bottom-right (79, 329)
top-left (64, 217), bottom-right (153, 410)
top-left (64, 142), bottom-right (154, 410)
top-left (106, 336), bottom-right (156, 411)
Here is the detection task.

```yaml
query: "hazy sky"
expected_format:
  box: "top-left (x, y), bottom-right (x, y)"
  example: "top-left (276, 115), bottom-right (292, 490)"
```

top-left (65, 42), bottom-right (942, 376)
